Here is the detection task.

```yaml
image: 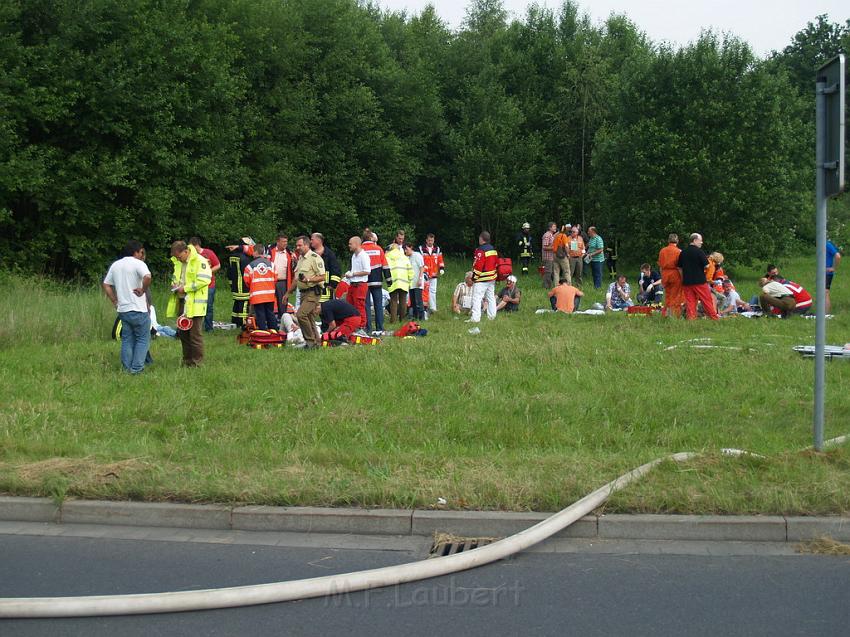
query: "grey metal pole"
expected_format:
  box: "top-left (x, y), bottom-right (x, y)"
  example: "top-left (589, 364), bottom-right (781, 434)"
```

top-left (814, 77), bottom-right (827, 452)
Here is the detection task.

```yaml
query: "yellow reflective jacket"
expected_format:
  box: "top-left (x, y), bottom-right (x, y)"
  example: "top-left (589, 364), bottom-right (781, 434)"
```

top-left (386, 248), bottom-right (412, 293)
top-left (167, 244), bottom-right (212, 318)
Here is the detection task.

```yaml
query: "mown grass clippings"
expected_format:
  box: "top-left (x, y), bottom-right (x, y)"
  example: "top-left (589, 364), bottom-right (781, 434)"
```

top-left (796, 537), bottom-right (850, 555)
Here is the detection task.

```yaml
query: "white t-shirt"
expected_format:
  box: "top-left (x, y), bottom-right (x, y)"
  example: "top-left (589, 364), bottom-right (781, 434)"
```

top-left (103, 256), bottom-right (151, 313)
top-left (349, 250), bottom-right (371, 283)
top-left (725, 289), bottom-right (742, 308)
top-left (409, 251), bottom-right (425, 289)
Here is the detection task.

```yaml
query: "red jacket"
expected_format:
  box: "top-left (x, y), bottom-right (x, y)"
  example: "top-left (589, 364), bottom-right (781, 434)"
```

top-left (362, 240), bottom-right (392, 287)
top-left (243, 257), bottom-right (277, 305)
top-left (472, 243), bottom-right (498, 282)
top-left (419, 244), bottom-right (445, 279)
top-left (269, 246), bottom-right (296, 289)
top-left (783, 280), bottom-right (812, 311)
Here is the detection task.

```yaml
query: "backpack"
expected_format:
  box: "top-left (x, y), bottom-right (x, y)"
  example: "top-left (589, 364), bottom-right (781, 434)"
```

top-left (496, 257), bottom-right (513, 281)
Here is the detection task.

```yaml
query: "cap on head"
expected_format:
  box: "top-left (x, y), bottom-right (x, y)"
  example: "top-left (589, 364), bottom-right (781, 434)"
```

top-left (521, 222), bottom-right (530, 230)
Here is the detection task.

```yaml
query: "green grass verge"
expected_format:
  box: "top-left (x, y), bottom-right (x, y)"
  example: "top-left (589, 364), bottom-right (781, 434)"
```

top-left (0, 256), bottom-right (848, 514)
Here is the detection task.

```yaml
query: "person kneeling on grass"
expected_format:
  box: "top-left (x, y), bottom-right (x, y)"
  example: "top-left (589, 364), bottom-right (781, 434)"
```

top-left (496, 275), bottom-right (521, 312)
top-left (758, 277), bottom-right (812, 318)
top-left (606, 274), bottom-right (633, 311)
top-left (548, 280), bottom-right (583, 313)
top-left (637, 263), bottom-right (662, 304)
top-left (320, 298), bottom-right (362, 341)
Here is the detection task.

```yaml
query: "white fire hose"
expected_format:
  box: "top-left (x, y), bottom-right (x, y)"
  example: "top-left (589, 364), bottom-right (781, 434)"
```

top-left (1, 436), bottom-right (846, 619)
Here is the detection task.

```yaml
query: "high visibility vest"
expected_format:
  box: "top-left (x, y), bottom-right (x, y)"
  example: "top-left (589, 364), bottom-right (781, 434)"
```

top-left (386, 248), bottom-right (412, 292)
top-left (243, 257), bottom-right (277, 305)
top-left (167, 244), bottom-right (211, 318)
top-left (472, 244), bottom-right (498, 282)
top-left (418, 245), bottom-right (445, 279)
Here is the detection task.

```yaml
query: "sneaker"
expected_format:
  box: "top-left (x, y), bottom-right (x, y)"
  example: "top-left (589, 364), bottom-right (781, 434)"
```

top-left (353, 329), bottom-right (368, 337)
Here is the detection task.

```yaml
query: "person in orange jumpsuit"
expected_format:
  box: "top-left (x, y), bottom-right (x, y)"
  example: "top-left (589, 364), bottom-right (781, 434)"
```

top-left (658, 233), bottom-right (684, 317)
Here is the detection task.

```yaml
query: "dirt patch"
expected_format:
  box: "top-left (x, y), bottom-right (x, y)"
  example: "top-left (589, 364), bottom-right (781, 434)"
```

top-left (3, 457), bottom-right (151, 485)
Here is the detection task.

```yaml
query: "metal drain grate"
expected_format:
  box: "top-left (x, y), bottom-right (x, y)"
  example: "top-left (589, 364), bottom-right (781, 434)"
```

top-left (429, 536), bottom-right (496, 558)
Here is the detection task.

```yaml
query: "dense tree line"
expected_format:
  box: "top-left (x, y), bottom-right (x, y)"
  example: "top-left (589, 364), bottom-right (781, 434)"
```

top-left (0, 0), bottom-right (847, 279)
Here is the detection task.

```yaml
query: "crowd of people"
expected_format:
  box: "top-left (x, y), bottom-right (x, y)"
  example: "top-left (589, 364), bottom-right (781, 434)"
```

top-left (101, 222), bottom-right (842, 373)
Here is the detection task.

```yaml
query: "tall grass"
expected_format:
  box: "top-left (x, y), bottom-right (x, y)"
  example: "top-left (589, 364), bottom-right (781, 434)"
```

top-left (0, 256), bottom-right (848, 513)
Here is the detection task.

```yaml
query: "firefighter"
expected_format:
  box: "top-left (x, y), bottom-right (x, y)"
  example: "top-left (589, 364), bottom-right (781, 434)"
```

top-left (226, 238), bottom-right (254, 327)
top-left (515, 222), bottom-right (535, 275)
top-left (167, 240), bottom-right (212, 367)
top-left (310, 233), bottom-right (342, 303)
top-left (418, 233), bottom-right (445, 314)
top-left (243, 244), bottom-right (279, 331)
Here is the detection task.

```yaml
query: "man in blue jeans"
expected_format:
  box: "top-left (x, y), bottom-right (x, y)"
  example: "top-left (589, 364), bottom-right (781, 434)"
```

top-left (103, 240), bottom-right (152, 374)
top-left (586, 226), bottom-right (605, 289)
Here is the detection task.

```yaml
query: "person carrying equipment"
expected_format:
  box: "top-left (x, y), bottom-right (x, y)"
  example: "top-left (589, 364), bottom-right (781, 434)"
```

top-left (167, 240), bottom-right (212, 366)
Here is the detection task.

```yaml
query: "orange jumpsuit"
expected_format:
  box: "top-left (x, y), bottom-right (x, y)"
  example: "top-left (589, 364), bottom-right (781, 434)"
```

top-left (658, 243), bottom-right (684, 317)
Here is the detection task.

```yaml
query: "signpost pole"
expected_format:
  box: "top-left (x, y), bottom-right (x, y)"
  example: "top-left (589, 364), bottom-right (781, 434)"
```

top-left (814, 76), bottom-right (826, 452)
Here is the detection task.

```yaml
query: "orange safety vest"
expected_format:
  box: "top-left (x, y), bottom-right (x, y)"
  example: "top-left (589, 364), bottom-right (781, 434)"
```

top-left (243, 257), bottom-right (277, 305)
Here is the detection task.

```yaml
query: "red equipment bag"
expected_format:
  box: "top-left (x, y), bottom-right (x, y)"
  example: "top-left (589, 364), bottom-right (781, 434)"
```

top-left (393, 321), bottom-right (420, 337)
top-left (626, 305), bottom-right (654, 316)
top-left (247, 329), bottom-right (287, 349)
top-left (496, 257), bottom-right (513, 281)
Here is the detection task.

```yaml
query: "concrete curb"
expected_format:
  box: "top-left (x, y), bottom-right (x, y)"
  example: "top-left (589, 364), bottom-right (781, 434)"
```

top-left (1, 497), bottom-right (849, 542)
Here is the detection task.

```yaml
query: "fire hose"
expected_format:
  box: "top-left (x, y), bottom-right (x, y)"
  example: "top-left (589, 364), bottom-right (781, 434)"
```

top-left (1, 435), bottom-right (847, 618)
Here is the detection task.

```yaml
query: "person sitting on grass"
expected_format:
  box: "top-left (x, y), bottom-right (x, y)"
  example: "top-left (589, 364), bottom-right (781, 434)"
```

top-left (606, 274), bottom-right (633, 311)
top-left (496, 275), bottom-right (521, 312)
top-left (718, 278), bottom-right (751, 316)
top-left (548, 280), bottom-right (584, 313)
top-left (637, 263), bottom-right (662, 304)
top-left (452, 271), bottom-right (475, 314)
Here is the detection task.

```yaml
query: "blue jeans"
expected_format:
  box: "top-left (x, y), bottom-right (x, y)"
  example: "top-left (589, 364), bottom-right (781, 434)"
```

top-left (365, 286), bottom-right (384, 332)
top-left (117, 311), bottom-right (151, 374)
top-left (591, 261), bottom-right (603, 289)
top-left (204, 286), bottom-right (216, 331)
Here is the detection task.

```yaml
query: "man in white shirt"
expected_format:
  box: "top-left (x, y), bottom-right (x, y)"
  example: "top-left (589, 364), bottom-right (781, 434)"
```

top-left (102, 241), bottom-right (152, 374)
top-left (345, 236), bottom-right (371, 332)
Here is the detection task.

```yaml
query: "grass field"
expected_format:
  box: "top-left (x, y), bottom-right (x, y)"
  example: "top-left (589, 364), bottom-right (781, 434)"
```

top-left (1, 254), bottom-right (849, 515)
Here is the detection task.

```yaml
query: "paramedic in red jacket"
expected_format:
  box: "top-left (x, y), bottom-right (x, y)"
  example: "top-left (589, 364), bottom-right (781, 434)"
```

top-left (469, 231), bottom-right (499, 323)
top-left (362, 232), bottom-right (392, 333)
top-left (419, 233), bottom-right (445, 314)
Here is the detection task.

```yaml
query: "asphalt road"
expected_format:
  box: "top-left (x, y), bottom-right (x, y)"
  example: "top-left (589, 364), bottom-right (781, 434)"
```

top-left (1, 533), bottom-right (849, 636)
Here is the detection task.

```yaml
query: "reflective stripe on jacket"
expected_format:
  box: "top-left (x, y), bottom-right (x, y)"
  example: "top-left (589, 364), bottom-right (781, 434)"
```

top-left (472, 244), bottom-right (498, 282)
top-left (386, 248), bottom-right (412, 292)
top-left (243, 257), bottom-right (277, 305)
top-left (418, 245), bottom-right (445, 278)
top-left (167, 244), bottom-right (211, 318)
